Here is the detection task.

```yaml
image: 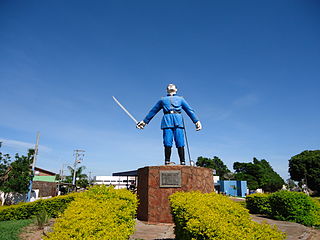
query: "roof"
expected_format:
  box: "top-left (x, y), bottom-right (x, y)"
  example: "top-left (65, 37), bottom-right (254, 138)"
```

top-left (34, 167), bottom-right (56, 176)
top-left (112, 170), bottom-right (138, 176)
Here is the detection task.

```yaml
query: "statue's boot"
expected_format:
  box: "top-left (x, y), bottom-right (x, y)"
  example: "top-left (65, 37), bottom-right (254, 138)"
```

top-left (164, 146), bottom-right (171, 165)
top-left (178, 147), bottom-right (185, 165)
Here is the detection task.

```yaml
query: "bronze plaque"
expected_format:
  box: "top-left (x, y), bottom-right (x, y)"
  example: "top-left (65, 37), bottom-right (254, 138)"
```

top-left (160, 170), bottom-right (181, 187)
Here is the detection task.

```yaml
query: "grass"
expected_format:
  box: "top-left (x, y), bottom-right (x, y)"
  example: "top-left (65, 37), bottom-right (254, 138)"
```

top-left (0, 219), bottom-right (33, 240)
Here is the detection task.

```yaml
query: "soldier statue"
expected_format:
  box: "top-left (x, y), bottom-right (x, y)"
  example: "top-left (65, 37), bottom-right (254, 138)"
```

top-left (137, 84), bottom-right (202, 165)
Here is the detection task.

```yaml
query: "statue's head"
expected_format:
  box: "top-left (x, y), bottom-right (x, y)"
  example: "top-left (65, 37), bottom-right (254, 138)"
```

top-left (166, 84), bottom-right (177, 95)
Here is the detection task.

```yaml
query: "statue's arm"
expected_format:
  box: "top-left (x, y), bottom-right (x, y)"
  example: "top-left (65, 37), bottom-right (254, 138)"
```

top-left (143, 100), bottom-right (162, 124)
top-left (137, 100), bottom-right (162, 129)
top-left (181, 98), bottom-right (199, 123)
top-left (181, 98), bottom-right (202, 131)
top-left (137, 100), bottom-right (163, 129)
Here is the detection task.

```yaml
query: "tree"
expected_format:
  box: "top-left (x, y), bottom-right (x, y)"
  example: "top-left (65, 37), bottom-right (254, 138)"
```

top-left (66, 165), bottom-right (89, 189)
top-left (0, 149), bottom-right (34, 205)
top-left (77, 178), bottom-right (89, 188)
top-left (223, 172), bottom-right (235, 180)
top-left (289, 150), bottom-right (320, 193)
top-left (233, 161), bottom-right (260, 190)
top-left (286, 178), bottom-right (297, 191)
top-left (233, 157), bottom-right (284, 192)
top-left (196, 156), bottom-right (231, 180)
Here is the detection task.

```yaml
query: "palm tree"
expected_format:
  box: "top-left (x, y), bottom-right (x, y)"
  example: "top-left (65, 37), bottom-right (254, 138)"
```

top-left (66, 165), bottom-right (88, 186)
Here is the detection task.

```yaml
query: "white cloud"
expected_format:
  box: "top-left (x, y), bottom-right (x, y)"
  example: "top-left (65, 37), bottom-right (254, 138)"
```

top-left (0, 138), bottom-right (51, 152)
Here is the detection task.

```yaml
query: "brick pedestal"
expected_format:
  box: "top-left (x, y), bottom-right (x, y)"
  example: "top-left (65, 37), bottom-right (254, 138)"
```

top-left (137, 165), bottom-right (214, 223)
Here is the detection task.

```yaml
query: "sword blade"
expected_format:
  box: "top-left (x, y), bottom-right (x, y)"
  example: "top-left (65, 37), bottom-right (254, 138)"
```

top-left (112, 96), bottom-right (138, 124)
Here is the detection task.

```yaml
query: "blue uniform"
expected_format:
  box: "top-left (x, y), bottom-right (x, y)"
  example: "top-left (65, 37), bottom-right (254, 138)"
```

top-left (143, 95), bottom-right (199, 147)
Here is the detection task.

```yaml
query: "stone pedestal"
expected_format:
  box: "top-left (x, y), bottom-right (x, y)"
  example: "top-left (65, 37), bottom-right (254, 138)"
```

top-left (137, 165), bottom-right (214, 223)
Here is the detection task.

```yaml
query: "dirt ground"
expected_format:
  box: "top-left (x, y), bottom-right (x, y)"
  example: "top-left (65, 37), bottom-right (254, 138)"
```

top-left (19, 219), bottom-right (55, 240)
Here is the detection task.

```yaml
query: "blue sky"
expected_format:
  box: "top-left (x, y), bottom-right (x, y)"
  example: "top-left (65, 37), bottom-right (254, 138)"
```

top-left (1, 1), bottom-right (319, 180)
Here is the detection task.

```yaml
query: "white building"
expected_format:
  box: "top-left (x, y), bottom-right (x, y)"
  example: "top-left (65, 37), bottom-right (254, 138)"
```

top-left (93, 176), bottom-right (136, 189)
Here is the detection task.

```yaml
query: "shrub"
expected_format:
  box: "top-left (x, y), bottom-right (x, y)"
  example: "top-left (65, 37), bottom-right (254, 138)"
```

top-left (44, 185), bottom-right (138, 240)
top-left (36, 209), bottom-right (49, 229)
top-left (246, 193), bottom-right (271, 215)
top-left (268, 191), bottom-right (320, 226)
top-left (169, 191), bottom-right (285, 240)
top-left (0, 193), bottom-right (77, 221)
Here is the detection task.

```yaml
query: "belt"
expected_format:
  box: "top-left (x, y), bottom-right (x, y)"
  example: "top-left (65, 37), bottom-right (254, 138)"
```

top-left (164, 110), bottom-right (181, 114)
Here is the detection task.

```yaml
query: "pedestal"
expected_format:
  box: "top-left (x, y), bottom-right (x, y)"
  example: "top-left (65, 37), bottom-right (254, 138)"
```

top-left (137, 165), bottom-right (214, 223)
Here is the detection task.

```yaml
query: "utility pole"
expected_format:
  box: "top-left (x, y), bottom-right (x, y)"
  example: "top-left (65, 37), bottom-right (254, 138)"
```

top-left (57, 163), bottom-right (67, 194)
top-left (72, 150), bottom-right (85, 188)
top-left (26, 132), bottom-right (40, 202)
top-left (60, 163), bottom-right (67, 182)
top-left (89, 171), bottom-right (92, 185)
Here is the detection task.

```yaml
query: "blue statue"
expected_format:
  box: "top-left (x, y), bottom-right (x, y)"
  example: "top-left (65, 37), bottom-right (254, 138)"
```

top-left (137, 84), bottom-right (202, 165)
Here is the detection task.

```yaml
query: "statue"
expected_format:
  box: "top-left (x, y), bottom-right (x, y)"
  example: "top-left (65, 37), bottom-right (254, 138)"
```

top-left (137, 84), bottom-right (202, 165)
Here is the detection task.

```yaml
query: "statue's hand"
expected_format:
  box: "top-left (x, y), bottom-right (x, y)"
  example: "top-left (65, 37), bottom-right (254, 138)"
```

top-left (195, 121), bottom-right (202, 131)
top-left (136, 121), bottom-right (147, 129)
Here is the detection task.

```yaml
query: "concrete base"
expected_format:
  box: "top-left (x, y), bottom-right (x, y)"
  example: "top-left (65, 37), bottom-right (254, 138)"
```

top-left (137, 165), bottom-right (214, 223)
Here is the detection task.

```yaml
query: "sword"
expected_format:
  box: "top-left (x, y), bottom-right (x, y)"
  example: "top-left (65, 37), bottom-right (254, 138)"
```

top-left (112, 96), bottom-right (138, 124)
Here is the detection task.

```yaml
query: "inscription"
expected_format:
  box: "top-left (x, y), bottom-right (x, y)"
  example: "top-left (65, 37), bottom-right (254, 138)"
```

top-left (160, 170), bottom-right (181, 188)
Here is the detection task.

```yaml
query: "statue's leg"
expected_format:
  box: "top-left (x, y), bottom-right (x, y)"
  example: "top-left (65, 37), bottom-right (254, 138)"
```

top-left (174, 127), bottom-right (185, 165)
top-left (178, 147), bottom-right (185, 165)
top-left (164, 146), bottom-right (171, 165)
top-left (163, 128), bottom-right (173, 165)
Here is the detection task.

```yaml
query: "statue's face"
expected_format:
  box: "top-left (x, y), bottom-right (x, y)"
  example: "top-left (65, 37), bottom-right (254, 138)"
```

top-left (167, 84), bottom-right (177, 95)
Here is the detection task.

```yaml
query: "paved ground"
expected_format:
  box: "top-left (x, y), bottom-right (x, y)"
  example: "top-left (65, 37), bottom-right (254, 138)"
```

top-left (129, 220), bottom-right (175, 240)
top-left (129, 217), bottom-right (320, 240)
top-left (252, 215), bottom-right (320, 240)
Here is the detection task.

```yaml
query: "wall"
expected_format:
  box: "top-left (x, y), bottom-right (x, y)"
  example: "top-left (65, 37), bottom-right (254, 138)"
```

top-left (32, 181), bottom-right (57, 197)
top-left (220, 180), bottom-right (247, 197)
top-left (137, 165), bottom-right (214, 223)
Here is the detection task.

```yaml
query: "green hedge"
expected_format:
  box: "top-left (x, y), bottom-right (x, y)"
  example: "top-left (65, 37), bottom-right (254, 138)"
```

top-left (246, 191), bottom-right (320, 227)
top-left (44, 185), bottom-right (138, 240)
top-left (0, 193), bottom-right (77, 221)
top-left (169, 191), bottom-right (285, 240)
top-left (269, 191), bottom-right (320, 226)
top-left (246, 193), bottom-right (271, 215)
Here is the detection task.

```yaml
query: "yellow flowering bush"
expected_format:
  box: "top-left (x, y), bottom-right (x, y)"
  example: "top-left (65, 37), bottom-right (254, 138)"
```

top-left (169, 191), bottom-right (286, 240)
top-left (44, 185), bottom-right (138, 240)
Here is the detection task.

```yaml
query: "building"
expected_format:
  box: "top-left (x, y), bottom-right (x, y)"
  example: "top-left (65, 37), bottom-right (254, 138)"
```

top-left (219, 180), bottom-right (247, 197)
top-left (33, 167), bottom-right (56, 182)
top-left (93, 176), bottom-right (136, 189)
top-left (213, 175), bottom-right (220, 192)
top-left (32, 167), bottom-right (58, 200)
